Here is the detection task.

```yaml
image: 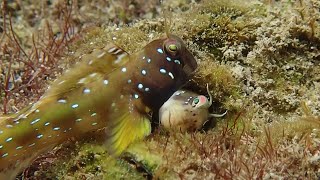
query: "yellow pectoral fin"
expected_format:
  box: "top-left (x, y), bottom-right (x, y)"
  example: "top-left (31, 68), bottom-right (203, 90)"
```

top-left (106, 110), bottom-right (151, 156)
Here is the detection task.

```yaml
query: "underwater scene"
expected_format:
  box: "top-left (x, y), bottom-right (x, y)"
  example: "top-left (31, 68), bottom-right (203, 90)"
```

top-left (0, 0), bottom-right (319, 179)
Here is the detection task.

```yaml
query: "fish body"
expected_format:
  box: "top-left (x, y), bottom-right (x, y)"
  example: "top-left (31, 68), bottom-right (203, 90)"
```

top-left (159, 85), bottom-right (226, 132)
top-left (0, 34), bottom-right (197, 179)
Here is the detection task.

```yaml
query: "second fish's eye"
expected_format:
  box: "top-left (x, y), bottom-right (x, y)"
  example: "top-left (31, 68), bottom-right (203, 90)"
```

top-left (192, 97), bottom-right (199, 107)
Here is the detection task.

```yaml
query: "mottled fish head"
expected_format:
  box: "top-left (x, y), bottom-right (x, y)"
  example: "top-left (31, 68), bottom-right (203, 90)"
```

top-left (130, 34), bottom-right (197, 110)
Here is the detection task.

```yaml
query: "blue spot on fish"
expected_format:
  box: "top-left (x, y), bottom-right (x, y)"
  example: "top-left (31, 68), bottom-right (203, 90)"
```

top-left (53, 127), bottom-right (60, 131)
top-left (141, 69), bottom-right (147, 76)
top-left (37, 134), bottom-right (43, 139)
top-left (71, 104), bottom-right (79, 109)
top-left (58, 99), bottom-right (67, 103)
top-left (160, 68), bottom-right (167, 74)
top-left (2, 153), bottom-right (8, 158)
top-left (174, 60), bottom-right (181, 65)
top-left (75, 118), bottom-right (82, 122)
top-left (30, 118), bottom-right (41, 125)
top-left (157, 48), bottom-right (164, 54)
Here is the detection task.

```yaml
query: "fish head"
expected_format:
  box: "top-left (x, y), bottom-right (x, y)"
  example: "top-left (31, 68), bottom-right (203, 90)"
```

top-left (131, 34), bottom-right (197, 110)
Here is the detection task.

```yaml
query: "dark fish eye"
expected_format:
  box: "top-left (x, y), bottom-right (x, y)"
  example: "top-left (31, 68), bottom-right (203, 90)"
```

top-left (191, 97), bottom-right (199, 107)
top-left (193, 98), bottom-right (199, 104)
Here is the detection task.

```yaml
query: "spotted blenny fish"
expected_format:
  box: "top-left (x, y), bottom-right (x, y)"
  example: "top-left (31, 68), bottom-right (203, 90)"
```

top-left (0, 33), bottom-right (197, 179)
top-left (159, 84), bottom-right (227, 132)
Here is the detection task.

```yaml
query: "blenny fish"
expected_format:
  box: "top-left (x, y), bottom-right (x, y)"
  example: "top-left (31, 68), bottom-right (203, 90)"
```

top-left (0, 33), bottom-right (197, 179)
top-left (159, 85), bottom-right (227, 132)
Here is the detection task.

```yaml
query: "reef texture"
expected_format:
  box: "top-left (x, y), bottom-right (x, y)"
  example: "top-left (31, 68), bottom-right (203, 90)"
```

top-left (0, 0), bottom-right (319, 179)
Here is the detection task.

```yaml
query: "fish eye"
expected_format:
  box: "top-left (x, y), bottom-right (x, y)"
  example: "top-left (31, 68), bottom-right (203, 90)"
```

top-left (168, 44), bottom-right (177, 52)
top-left (192, 97), bottom-right (199, 107)
top-left (164, 40), bottom-right (181, 57)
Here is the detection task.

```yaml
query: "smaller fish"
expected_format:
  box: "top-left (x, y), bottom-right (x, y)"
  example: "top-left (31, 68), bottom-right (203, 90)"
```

top-left (159, 84), bottom-right (227, 132)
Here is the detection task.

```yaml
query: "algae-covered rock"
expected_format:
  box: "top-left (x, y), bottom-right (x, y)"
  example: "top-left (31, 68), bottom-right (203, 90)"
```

top-left (1, 0), bottom-right (320, 179)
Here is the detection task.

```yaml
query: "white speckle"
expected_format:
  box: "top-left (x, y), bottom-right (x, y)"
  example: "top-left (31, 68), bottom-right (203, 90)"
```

top-left (6, 137), bottom-right (13, 142)
top-left (44, 122), bottom-right (50, 126)
top-left (0, 130), bottom-right (3, 134)
top-left (2, 153), bottom-right (8, 158)
top-left (92, 122), bottom-right (98, 126)
top-left (160, 68), bottom-right (167, 74)
top-left (121, 67), bottom-right (127, 72)
top-left (83, 88), bottom-right (91, 94)
top-left (14, 121), bottom-right (19, 124)
top-left (166, 57), bottom-right (171, 61)
top-left (48, 135), bottom-right (52, 138)
top-left (72, 104), bottom-right (79, 109)
top-left (114, 49), bottom-right (122, 54)
top-left (97, 52), bottom-right (106, 58)
top-left (28, 143), bottom-right (35, 147)
top-left (184, 101), bottom-right (189, 104)
top-left (145, 87), bottom-right (150, 92)
top-left (53, 127), bottom-right (60, 131)
top-left (37, 134), bottom-right (43, 139)
top-left (147, 58), bottom-right (151, 63)
top-left (58, 80), bottom-right (65, 85)
top-left (141, 69), bottom-right (147, 76)
top-left (75, 118), bottom-right (82, 122)
top-left (30, 118), bottom-right (41, 125)
top-left (134, 94), bottom-right (139, 99)
top-left (138, 83), bottom-right (143, 89)
top-left (168, 72), bottom-right (175, 79)
top-left (35, 109), bottom-right (40, 113)
top-left (78, 78), bottom-right (87, 84)
top-left (157, 48), bottom-right (163, 54)
top-left (114, 53), bottom-right (127, 64)
top-left (88, 60), bottom-right (93, 65)
top-left (127, 79), bottom-right (132, 84)
top-left (16, 146), bottom-right (23, 150)
top-left (142, 56), bottom-right (146, 60)
top-left (91, 113), bottom-right (97, 117)
top-left (120, 95), bottom-right (124, 99)
top-left (111, 103), bottom-right (116, 107)
top-left (6, 125), bottom-right (13, 128)
top-left (108, 47), bottom-right (117, 53)
top-left (174, 60), bottom-right (181, 65)
top-left (103, 80), bottom-right (109, 85)
top-left (90, 73), bottom-right (98, 77)
top-left (58, 99), bottom-right (67, 104)
top-left (0, 145), bottom-right (3, 149)
top-left (63, 130), bottom-right (67, 133)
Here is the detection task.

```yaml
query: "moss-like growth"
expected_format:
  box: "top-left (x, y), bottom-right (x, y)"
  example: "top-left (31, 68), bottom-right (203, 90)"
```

top-left (1, 0), bottom-right (320, 179)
